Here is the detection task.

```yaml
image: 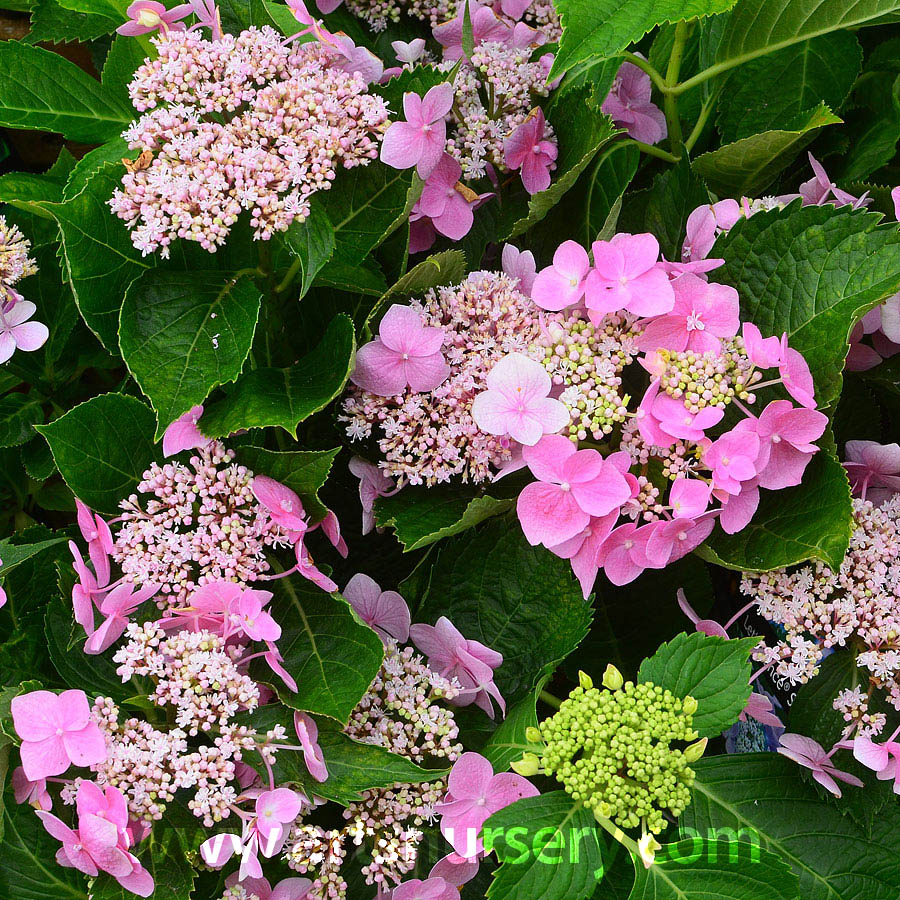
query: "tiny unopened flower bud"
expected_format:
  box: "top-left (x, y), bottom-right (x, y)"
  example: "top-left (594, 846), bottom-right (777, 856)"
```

top-left (511, 753), bottom-right (540, 776)
top-left (683, 737), bottom-right (708, 762)
top-left (602, 664), bottom-right (624, 691)
top-left (682, 695), bottom-right (698, 716)
top-left (525, 726), bottom-right (543, 745)
top-left (579, 670), bottom-right (594, 690)
top-left (638, 833), bottom-right (662, 868)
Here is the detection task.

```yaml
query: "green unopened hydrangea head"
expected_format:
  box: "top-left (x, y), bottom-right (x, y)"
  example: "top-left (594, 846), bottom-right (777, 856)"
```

top-left (539, 668), bottom-right (702, 834)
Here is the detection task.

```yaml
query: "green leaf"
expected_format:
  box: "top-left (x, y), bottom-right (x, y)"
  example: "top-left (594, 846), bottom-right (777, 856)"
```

top-left (41, 162), bottom-right (150, 352)
top-left (36, 393), bottom-right (157, 515)
top-left (90, 830), bottom-right (196, 900)
top-left (551, 0), bottom-right (737, 78)
top-left (101, 35), bottom-right (148, 108)
top-left (503, 87), bottom-right (619, 239)
top-left (20, 437), bottom-right (55, 481)
top-left (27, 0), bottom-right (119, 43)
top-left (638, 631), bottom-right (756, 737)
top-left (642, 157), bottom-right (710, 262)
top-left (1, 789), bottom-right (89, 900)
top-left (62, 139), bottom-right (130, 202)
top-left (0, 171), bottom-right (63, 206)
top-left (787, 650), bottom-right (860, 746)
top-left (230, 446), bottom-right (339, 523)
top-left (485, 791), bottom-right (604, 900)
top-left (628, 839), bottom-right (799, 900)
top-left (702, 447), bottom-right (852, 572)
top-left (375, 481), bottom-right (518, 552)
top-left (714, 201), bottom-right (900, 409)
top-left (716, 32), bottom-right (862, 141)
top-left (0, 42), bottom-right (131, 142)
top-left (119, 270), bottom-right (262, 439)
top-left (281, 201), bottom-right (336, 299)
top-left (320, 162), bottom-right (415, 266)
top-left (685, 753), bottom-right (900, 900)
top-left (199, 313), bottom-right (354, 438)
top-left (407, 518), bottom-right (592, 705)
top-left (694, 103), bottom-right (841, 195)
top-left (713, 0), bottom-right (900, 80)
top-left (250, 577), bottom-right (384, 724)
top-left (0, 394), bottom-right (43, 448)
top-left (586, 143), bottom-right (640, 244)
top-left (481, 690), bottom-right (539, 772)
top-left (0, 535), bottom-right (66, 576)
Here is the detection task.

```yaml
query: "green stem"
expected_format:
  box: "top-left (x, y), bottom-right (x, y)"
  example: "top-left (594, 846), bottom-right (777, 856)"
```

top-left (539, 689), bottom-right (562, 709)
top-left (622, 139), bottom-right (679, 163)
top-left (684, 86), bottom-right (721, 153)
top-left (593, 811), bottom-right (641, 857)
top-left (621, 51), bottom-right (668, 94)
top-left (275, 257), bottom-right (303, 295)
top-left (663, 20), bottom-right (692, 151)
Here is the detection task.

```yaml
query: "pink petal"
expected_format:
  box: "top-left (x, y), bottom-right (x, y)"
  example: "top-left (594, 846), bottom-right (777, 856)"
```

top-left (404, 352), bottom-right (451, 392)
top-left (21, 736), bottom-right (70, 781)
top-left (351, 340), bottom-right (408, 396)
top-left (162, 405), bottom-right (207, 457)
top-left (4, 300), bottom-right (36, 327)
top-left (62, 723), bottom-right (107, 767)
top-left (11, 690), bottom-right (61, 741)
top-left (484, 771), bottom-right (539, 812)
top-left (447, 752), bottom-right (494, 801)
top-left (433, 194), bottom-right (475, 240)
top-left (518, 482), bottom-right (589, 547)
top-left (381, 121), bottom-right (428, 171)
top-left (420, 82), bottom-right (454, 122)
top-left (11, 320), bottom-right (49, 352)
top-left (531, 264), bottom-right (586, 311)
top-left (522, 433), bottom-right (574, 482)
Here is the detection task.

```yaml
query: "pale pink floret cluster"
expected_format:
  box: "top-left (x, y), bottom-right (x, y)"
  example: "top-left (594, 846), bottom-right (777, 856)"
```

top-left (743, 491), bottom-right (900, 728)
top-left (341, 271), bottom-right (544, 485)
top-left (114, 441), bottom-right (292, 608)
top-left (110, 27), bottom-right (388, 256)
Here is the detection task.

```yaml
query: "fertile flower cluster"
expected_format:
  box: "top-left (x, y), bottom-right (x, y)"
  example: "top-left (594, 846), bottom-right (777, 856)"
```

top-left (110, 24), bottom-right (389, 255)
top-left (345, 233), bottom-right (827, 595)
top-left (341, 271), bottom-right (543, 485)
top-left (540, 675), bottom-right (701, 834)
top-left (0, 217), bottom-right (47, 364)
top-left (742, 477), bottom-right (900, 728)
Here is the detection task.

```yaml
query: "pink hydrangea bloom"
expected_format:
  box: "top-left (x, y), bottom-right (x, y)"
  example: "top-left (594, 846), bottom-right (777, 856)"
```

top-left (682, 199), bottom-right (741, 262)
top-left (348, 456), bottom-right (398, 535)
top-left (585, 233), bottom-right (675, 318)
top-left (799, 153), bottom-right (869, 208)
top-left (381, 83), bottom-right (455, 178)
top-left (224, 874), bottom-right (313, 900)
top-left (644, 515), bottom-right (715, 567)
top-left (434, 1), bottom-right (510, 60)
top-left (501, 243), bottom-right (537, 296)
top-left (548, 511), bottom-right (619, 599)
top-left (843, 440), bottom-right (900, 502)
top-left (854, 731), bottom-right (900, 792)
top-left (392, 38), bottom-right (427, 64)
top-left (503, 108), bottom-right (558, 195)
top-left (650, 392), bottom-right (724, 443)
top-left (741, 692), bottom-right (784, 729)
top-left (394, 876), bottom-right (458, 900)
top-left (637, 273), bottom-right (739, 354)
top-left (471, 352), bottom-right (569, 445)
top-left (343, 573), bottom-right (411, 644)
top-left (436, 752), bottom-right (538, 856)
top-left (778, 335), bottom-right (816, 408)
top-left (597, 522), bottom-right (655, 586)
top-left (531, 240), bottom-right (591, 311)
top-left (117, 0), bottom-right (192, 36)
top-left (162, 404), bottom-right (210, 457)
top-left (517, 434), bottom-right (631, 548)
top-left (352, 304), bottom-right (450, 397)
top-left (251, 475), bottom-right (308, 539)
top-left (669, 477), bottom-right (711, 518)
top-left (409, 616), bottom-right (506, 718)
top-left (601, 61), bottom-right (666, 145)
top-left (294, 711), bottom-right (328, 782)
top-left (777, 733), bottom-right (863, 797)
top-left (742, 322), bottom-right (783, 368)
top-left (417, 154), bottom-right (484, 241)
top-left (75, 499), bottom-right (115, 589)
top-left (12, 766), bottom-right (51, 810)
top-left (749, 400), bottom-right (827, 490)
top-left (703, 428), bottom-right (761, 496)
top-left (716, 479), bottom-right (760, 534)
top-left (11, 689), bottom-right (108, 781)
top-left (0, 299), bottom-right (48, 364)
top-left (69, 541), bottom-right (99, 634)
top-left (85, 582), bottom-right (161, 654)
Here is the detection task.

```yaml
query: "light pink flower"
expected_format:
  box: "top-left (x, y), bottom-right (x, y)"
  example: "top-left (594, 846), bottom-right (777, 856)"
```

top-left (428, 852), bottom-right (480, 888)
top-left (352, 304), bottom-right (449, 397)
top-left (844, 440), bottom-right (900, 502)
top-left (750, 400), bottom-right (826, 490)
top-left (504, 108), bottom-right (557, 195)
top-left (682, 200), bottom-right (741, 262)
top-left (585, 233), bottom-right (675, 318)
top-left (348, 457), bottom-right (398, 535)
top-left (597, 522), bottom-right (654, 585)
top-left (472, 353), bottom-right (569, 445)
top-left (328, 33), bottom-right (384, 85)
top-left (188, 0), bottom-right (223, 39)
top-left (409, 617), bottom-right (506, 718)
top-left (417, 154), bottom-right (484, 241)
top-left (637, 274), bottom-right (739, 353)
top-left (75, 499), bottom-right (114, 589)
top-left (11, 689), bottom-right (107, 781)
top-left (715, 478), bottom-right (760, 534)
top-left (741, 692), bottom-right (784, 729)
top-left (315, 0), bottom-right (343, 12)
top-left (651, 392), bottom-right (724, 443)
top-left (854, 732), bottom-right (900, 793)
top-left (184, 582), bottom-right (280, 642)
top-left (742, 322), bottom-right (783, 368)
top-left (799, 153), bottom-right (869, 208)
top-left (436, 752), bottom-right (538, 856)
top-left (392, 39), bottom-right (427, 64)
top-left (778, 335), bottom-right (816, 408)
top-left (252, 475), bottom-right (308, 539)
top-left (601, 61), bottom-right (666, 145)
top-left (294, 711), bottom-right (328, 783)
top-left (501, 244), bottom-right (536, 296)
top-left (644, 515), bottom-right (715, 567)
top-left (224, 874), bottom-right (313, 900)
top-left (12, 766), bottom-right (51, 810)
top-left (381, 83), bottom-right (454, 178)
top-left (294, 536), bottom-right (339, 594)
top-left (162, 404), bottom-right (210, 457)
top-left (669, 478), bottom-right (710, 518)
top-left (531, 240), bottom-right (591, 311)
top-left (394, 877), bottom-right (458, 900)
top-left (343, 573), bottom-right (410, 644)
top-left (69, 541), bottom-right (99, 634)
top-left (517, 434), bottom-right (631, 548)
top-left (434, 1), bottom-right (510, 60)
top-left (703, 428), bottom-right (761, 495)
top-left (255, 788), bottom-right (304, 845)
top-left (778, 733), bottom-right (863, 797)
top-left (548, 511), bottom-right (619, 599)
top-left (0, 299), bottom-right (48, 364)
top-left (85, 582), bottom-right (161, 654)
top-left (117, 0), bottom-right (192, 35)
top-left (500, 0), bottom-right (531, 18)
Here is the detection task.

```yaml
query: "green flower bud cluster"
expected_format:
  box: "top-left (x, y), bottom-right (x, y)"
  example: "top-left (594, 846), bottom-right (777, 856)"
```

top-left (657, 338), bottom-right (760, 413)
top-left (540, 679), bottom-right (700, 834)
